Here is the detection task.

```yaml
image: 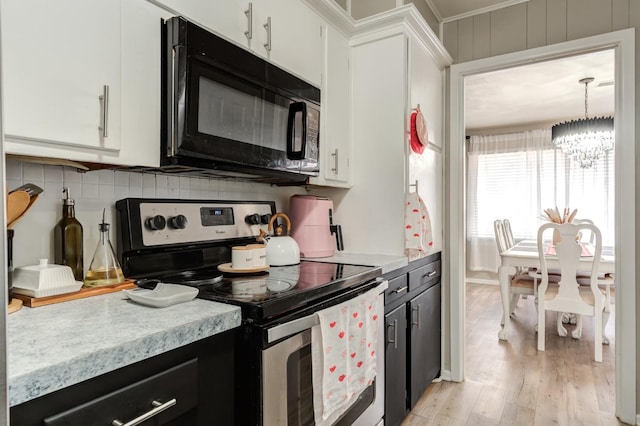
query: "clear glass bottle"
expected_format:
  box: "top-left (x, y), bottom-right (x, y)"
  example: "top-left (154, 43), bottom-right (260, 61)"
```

top-left (84, 209), bottom-right (124, 287)
top-left (54, 188), bottom-right (83, 281)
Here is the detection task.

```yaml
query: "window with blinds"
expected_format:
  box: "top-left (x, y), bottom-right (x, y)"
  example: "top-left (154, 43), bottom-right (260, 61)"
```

top-left (467, 129), bottom-right (615, 247)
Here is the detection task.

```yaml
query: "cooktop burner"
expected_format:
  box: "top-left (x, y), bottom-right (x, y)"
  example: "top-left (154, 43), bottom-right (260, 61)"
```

top-left (209, 276), bottom-right (296, 299)
top-left (194, 261), bottom-right (381, 320)
top-left (161, 268), bottom-right (224, 286)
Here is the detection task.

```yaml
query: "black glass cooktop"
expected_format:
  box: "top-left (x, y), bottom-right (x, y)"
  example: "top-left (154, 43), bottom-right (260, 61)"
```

top-left (183, 261), bottom-right (381, 320)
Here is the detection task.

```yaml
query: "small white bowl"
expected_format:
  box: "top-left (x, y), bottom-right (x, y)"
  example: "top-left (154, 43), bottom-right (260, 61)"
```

top-left (12, 259), bottom-right (82, 298)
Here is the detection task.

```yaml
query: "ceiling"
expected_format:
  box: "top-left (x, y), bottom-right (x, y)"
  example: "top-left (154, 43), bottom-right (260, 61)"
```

top-left (464, 49), bottom-right (615, 131)
top-left (425, 1), bottom-right (615, 132)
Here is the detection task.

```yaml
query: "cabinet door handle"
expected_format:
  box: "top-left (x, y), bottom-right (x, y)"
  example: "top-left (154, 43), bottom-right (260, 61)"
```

top-left (263, 16), bottom-right (271, 52)
top-left (392, 285), bottom-right (408, 294)
top-left (112, 398), bottom-right (176, 426)
top-left (412, 304), bottom-right (421, 329)
top-left (425, 270), bottom-right (437, 278)
top-left (387, 319), bottom-right (398, 349)
top-left (244, 3), bottom-right (252, 40)
top-left (99, 85), bottom-right (109, 138)
top-left (331, 149), bottom-right (339, 174)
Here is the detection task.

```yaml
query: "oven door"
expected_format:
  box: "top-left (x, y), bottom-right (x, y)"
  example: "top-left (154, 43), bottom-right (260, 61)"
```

top-left (262, 282), bottom-right (386, 426)
top-left (168, 50), bottom-right (320, 176)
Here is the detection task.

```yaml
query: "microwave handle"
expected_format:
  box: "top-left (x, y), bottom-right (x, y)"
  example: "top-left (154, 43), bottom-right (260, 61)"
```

top-left (286, 102), bottom-right (307, 160)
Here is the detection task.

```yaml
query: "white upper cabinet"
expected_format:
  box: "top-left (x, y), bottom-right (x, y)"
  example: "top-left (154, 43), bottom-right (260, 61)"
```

top-left (119, 0), bottom-right (175, 167)
top-left (253, 0), bottom-right (324, 87)
top-left (152, 0), bottom-right (323, 87)
top-left (1, 0), bottom-right (122, 155)
top-left (308, 24), bottom-right (352, 187)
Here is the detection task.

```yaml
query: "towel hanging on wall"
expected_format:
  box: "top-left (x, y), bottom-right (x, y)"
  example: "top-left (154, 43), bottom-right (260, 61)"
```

top-left (404, 190), bottom-right (433, 260)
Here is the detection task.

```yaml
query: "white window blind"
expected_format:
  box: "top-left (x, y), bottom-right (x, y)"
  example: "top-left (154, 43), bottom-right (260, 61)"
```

top-left (467, 128), bottom-right (614, 272)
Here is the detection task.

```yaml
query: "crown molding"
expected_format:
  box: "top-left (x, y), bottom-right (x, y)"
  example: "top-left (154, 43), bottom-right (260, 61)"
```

top-left (441, 0), bottom-right (530, 23)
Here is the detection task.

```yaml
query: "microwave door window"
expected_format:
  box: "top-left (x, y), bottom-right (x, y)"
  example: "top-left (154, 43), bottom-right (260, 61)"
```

top-left (186, 61), bottom-right (293, 170)
top-left (197, 77), bottom-right (260, 146)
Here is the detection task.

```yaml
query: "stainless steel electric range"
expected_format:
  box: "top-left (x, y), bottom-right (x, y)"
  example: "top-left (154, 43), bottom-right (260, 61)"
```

top-left (116, 198), bottom-right (386, 426)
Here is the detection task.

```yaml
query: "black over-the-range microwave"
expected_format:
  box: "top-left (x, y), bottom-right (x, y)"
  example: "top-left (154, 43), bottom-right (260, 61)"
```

top-left (161, 16), bottom-right (320, 184)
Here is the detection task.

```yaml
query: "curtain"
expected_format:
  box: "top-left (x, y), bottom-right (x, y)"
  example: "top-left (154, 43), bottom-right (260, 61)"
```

top-left (466, 128), bottom-right (615, 272)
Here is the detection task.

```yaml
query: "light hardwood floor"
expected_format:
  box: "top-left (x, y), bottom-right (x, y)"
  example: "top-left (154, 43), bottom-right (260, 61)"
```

top-left (402, 282), bottom-right (622, 425)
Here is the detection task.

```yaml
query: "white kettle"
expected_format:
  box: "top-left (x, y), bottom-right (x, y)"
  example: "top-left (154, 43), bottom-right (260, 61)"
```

top-left (258, 213), bottom-right (300, 266)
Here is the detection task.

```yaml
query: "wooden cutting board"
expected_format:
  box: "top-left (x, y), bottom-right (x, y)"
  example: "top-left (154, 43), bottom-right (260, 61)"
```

top-left (13, 280), bottom-right (136, 308)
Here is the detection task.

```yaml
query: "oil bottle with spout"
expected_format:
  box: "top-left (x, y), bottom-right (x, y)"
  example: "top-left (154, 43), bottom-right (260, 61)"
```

top-left (84, 209), bottom-right (124, 287)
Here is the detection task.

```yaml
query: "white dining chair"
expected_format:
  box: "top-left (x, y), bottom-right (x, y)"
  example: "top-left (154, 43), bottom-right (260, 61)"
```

top-left (569, 219), bottom-right (615, 341)
top-left (536, 222), bottom-right (608, 362)
top-left (502, 218), bottom-right (516, 248)
top-left (494, 219), bottom-right (537, 316)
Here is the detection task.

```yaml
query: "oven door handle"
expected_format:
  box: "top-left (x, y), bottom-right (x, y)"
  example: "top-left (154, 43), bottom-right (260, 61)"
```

top-left (266, 278), bottom-right (388, 344)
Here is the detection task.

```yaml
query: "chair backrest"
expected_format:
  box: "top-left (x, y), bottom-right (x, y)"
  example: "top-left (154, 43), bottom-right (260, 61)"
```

top-left (572, 218), bottom-right (596, 244)
top-left (537, 222), bottom-right (604, 311)
top-left (493, 219), bottom-right (509, 253)
top-left (503, 219), bottom-right (515, 247)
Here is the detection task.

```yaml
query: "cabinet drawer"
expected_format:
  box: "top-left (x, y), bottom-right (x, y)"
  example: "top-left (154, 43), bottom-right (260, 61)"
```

top-left (43, 359), bottom-right (198, 426)
top-left (384, 274), bottom-right (409, 305)
top-left (408, 260), bottom-right (441, 292)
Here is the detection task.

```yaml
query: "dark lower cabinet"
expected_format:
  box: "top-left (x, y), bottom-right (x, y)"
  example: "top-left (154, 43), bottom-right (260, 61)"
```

top-left (10, 329), bottom-right (236, 426)
top-left (385, 303), bottom-right (408, 426)
top-left (409, 282), bottom-right (441, 408)
top-left (383, 253), bottom-right (441, 426)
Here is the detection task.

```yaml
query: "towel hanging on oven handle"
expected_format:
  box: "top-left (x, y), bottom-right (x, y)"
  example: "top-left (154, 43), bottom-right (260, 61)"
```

top-left (266, 278), bottom-right (388, 344)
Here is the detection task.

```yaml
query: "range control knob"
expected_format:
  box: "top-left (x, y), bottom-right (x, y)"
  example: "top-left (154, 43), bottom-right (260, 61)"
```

top-left (245, 214), bottom-right (261, 225)
top-left (145, 215), bottom-right (166, 231)
top-left (260, 214), bottom-right (272, 225)
top-left (168, 214), bottom-right (188, 229)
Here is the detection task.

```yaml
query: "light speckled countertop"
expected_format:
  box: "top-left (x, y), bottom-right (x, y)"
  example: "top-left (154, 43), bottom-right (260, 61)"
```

top-left (305, 252), bottom-right (408, 274)
top-left (7, 291), bottom-right (241, 407)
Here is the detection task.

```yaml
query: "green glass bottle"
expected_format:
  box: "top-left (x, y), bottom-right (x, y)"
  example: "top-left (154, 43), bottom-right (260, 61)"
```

top-left (54, 187), bottom-right (83, 281)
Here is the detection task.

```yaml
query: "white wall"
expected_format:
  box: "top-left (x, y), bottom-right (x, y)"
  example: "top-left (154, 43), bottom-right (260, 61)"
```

top-left (6, 159), bottom-right (304, 271)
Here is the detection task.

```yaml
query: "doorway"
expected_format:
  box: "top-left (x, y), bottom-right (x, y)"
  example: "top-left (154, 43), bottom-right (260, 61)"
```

top-left (446, 29), bottom-right (636, 423)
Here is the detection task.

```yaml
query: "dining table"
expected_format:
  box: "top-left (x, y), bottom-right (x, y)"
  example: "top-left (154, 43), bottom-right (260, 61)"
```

top-left (497, 239), bottom-right (615, 341)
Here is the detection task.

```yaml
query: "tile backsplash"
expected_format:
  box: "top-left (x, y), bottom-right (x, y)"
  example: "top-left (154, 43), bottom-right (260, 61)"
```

top-left (6, 159), bottom-right (305, 270)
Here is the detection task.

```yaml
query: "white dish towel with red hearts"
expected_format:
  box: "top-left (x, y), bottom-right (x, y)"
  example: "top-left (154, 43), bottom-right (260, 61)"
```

top-left (405, 190), bottom-right (433, 261)
top-left (311, 286), bottom-right (382, 426)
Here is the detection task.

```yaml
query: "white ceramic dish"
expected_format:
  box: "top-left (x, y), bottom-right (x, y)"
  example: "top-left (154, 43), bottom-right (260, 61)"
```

top-left (125, 283), bottom-right (198, 308)
top-left (12, 281), bottom-right (83, 298)
top-left (12, 259), bottom-right (82, 297)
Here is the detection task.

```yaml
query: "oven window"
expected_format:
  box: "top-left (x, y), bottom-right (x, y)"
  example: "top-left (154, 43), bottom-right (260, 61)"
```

top-left (287, 345), bottom-right (314, 425)
top-left (284, 343), bottom-right (375, 426)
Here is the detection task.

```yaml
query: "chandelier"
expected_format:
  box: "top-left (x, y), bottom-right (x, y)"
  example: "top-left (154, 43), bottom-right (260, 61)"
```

top-left (551, 77), bottom-right (614, 168)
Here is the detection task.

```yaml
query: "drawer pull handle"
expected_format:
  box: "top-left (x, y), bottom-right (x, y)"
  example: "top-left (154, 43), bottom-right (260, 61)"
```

top-left (112, 398), bottom-right (177, 426)
top-left (425, 270), bottom-right (437, 278)
top-left (392, 285), bottom-right (408, 294)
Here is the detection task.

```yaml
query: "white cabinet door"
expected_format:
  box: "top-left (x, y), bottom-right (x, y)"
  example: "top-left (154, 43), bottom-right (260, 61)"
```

top-left (2, 0), bottom-right (121, 154)
top-left (152, 0), bottom-right (248, 46)
top-left (150, 0), bottom-right (322, 86)
top-left (254, 0), bottom-right (324, 86)
top-left (119, 0), bottom-right (175, 167)
top-left (309, 24), bottom-right (351, 187)
top-left (408, 34), bottom-right (444, 252)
